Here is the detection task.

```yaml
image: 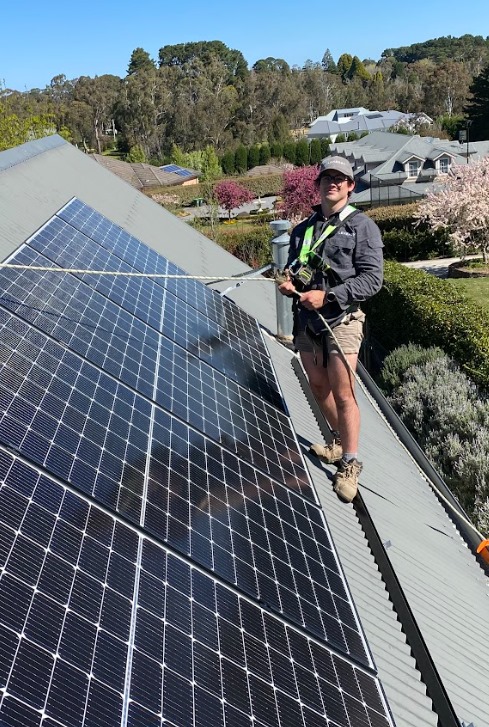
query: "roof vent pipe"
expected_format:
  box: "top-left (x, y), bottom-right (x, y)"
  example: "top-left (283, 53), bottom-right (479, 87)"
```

top-left (270, 220), bottom-right (293, 341)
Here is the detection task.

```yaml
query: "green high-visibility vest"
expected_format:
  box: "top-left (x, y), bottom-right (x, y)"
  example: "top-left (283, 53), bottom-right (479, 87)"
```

top-left (298, 204), bottom-right (357, 264)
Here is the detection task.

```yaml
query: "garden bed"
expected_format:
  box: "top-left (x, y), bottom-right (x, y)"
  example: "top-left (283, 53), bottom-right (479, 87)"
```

top-left (448, 258), bottom-right (489, 278)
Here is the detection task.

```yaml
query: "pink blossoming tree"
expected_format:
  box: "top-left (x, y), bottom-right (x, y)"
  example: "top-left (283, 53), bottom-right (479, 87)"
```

top-left (417, 158), bottom-right (489, 262)
top-left (280, 166), bottom-right (321, 222)
top-left (213, 180), bottom-right (254, 219)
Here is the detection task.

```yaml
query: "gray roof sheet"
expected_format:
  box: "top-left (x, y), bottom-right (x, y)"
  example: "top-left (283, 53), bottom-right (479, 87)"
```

top-left (1, 135), bottom-right (488, 727)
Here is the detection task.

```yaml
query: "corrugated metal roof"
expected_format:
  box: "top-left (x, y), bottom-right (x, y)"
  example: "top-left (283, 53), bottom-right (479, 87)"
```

top-left (1, 135), bottom-right (489, 727)
top-left (263, 336), bottom-right (437, 727)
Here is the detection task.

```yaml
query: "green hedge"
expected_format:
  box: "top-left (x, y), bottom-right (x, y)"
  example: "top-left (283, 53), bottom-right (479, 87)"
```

top-left (366, 204), bottom-right (452, 261)
top-left (365, 261), bottom-right (489, 389)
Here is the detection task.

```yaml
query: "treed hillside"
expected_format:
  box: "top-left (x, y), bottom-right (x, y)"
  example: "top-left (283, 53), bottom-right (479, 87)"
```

top-left (382, 33), bottom-right (489, 67)
top-left (1, 35), bottom-right (489, 161)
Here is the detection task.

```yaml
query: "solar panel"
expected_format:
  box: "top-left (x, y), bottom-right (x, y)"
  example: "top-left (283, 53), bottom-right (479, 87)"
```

top-left (0, 198), bottom-right (396, 726)
top-left (160, 164), bottom-right (193, 176)
top-left (161, 163), bottom-right (180, 172)
top-left (58, 199), bottom-right (259, 338)
top-left (0, 451), bottom-right (393, 727)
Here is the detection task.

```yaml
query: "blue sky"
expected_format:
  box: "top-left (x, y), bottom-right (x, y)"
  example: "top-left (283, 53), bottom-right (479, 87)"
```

top-left (3, 0), bottom-right (489, 91)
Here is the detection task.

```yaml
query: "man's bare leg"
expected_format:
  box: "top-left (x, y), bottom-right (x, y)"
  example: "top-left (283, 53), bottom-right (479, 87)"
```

top-left (299, 350), bottom-right (338, 431)
top-left (327, 351), bottom-right (359, 453)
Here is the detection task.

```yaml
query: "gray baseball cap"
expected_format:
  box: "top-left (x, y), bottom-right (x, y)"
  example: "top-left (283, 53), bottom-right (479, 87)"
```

top-left (316, 155), bottom-right (355, 181)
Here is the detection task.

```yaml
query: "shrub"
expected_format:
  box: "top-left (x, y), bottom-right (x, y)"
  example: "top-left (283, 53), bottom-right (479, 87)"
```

top-left (221, 150), bottom-right (235, 175)
top-left (235, 145), bottom-right (248, 174)
top-left (200, 222), bottom-right (272, 268)
top-left (270, 141), bottom-right (283, 160)
top-left (295, 138), bottom-right (310, 166)
top-left (283, 141), bottom-right (297, 164)
top-left (366, 204), bottom-right (452, 261)
top-left (377, 343), bottom-right (445, 395)
top-left (248, 145), bottom-right (260, 170)
top-left (259, 143), bottom-right (271, 165)
top-left (310, 139), bottom-right (322, 165)
top-left (126, 144), bottom-right (146, 163)
top-left (387, 354), bottom-right (489, 530)
top-left (221, 229), bottom-right (272, 268)
top-left (320, 138), bottom-right (330, 158)
top-left (365, 261), bottom-right (489, 390)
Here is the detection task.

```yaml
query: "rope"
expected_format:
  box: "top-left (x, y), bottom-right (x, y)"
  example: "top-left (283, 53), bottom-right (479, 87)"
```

top-left (0, 264), bottom-right (275, 281)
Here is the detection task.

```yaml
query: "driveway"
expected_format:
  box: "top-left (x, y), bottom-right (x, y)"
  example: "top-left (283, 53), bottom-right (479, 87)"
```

top-left (402, 255), bottom-right (479, 279)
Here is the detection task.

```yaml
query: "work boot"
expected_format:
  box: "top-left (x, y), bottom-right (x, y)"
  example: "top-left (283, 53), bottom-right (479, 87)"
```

top-left (333, 458), bottom-right (363, 503)
top-left (309, 439), bottom-right (343, 463)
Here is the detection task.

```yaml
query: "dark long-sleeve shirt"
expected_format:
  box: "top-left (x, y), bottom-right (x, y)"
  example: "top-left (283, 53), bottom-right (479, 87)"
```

top-left (287, 204), bottom-right (384, 324)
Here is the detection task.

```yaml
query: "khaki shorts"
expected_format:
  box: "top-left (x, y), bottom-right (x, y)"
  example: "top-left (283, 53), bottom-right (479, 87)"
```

top-left (294, 309), bottom-right (366, 356)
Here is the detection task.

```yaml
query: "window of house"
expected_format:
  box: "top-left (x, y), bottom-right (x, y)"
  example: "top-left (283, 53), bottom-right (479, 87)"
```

top-left (408, 160), bottom-right (421, 177)
top-left (439, 157), bottom-right (450, 174)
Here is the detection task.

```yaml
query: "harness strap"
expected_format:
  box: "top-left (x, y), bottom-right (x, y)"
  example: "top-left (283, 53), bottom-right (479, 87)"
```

top-left (298, 204), bottom-right (357, 264)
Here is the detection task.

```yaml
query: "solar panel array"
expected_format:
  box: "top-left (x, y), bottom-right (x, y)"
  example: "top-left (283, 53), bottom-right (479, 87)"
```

top-left (0, 198), bottom-right (395, 726)
top-left (160, 164), bottom-right (194, 177)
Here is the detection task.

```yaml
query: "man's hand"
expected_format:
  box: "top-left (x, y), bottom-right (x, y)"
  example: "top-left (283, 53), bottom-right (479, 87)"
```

top-left (299, 290), bottom-right (326, 310)
top-left (277, 272), bottom-right (297, 297)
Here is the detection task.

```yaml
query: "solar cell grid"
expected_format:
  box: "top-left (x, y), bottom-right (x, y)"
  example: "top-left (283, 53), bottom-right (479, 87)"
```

top-left (0, 248), bottom-right (158, 400)
top-left (0, 246), bottom-right (311, 497)
top-left (0, 453), bottom-right (394, 727)
top-left (27, 216), bottom-right (283, 409)
top-left (58, 198), bottom-right (265, 351)
top-left (0, 310), bottom-right (369, 664)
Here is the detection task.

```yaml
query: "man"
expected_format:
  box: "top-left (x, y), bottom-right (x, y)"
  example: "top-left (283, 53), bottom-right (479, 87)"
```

top-left (278, 156), bottom-right (383, 502)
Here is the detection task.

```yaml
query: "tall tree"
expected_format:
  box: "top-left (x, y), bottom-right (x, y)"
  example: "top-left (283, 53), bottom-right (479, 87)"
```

top-left (158, 41), bottom-right (248, 83)
top-left (464, 62), bottom-right (489, 140)
top-left (73, 75), bottom-right (122, 153)
top-left (321, 49), bottom-right (337, 74)
top-left (127, 48), bottom-right (156, 75)
top-left (0, 104), bottom-right (55, 151)
top-left (337, 53), bottom-right (353, 82)
top-left (252, 58), bottom-right (290, 74)
top-left (347, 56), bottom-right (371, 84)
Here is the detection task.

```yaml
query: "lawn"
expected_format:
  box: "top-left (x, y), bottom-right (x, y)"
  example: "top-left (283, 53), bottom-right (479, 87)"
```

top-left (446, 276), bottom-right (489, 310)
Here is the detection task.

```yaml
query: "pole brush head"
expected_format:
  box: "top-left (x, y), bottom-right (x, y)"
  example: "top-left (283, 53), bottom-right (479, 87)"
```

top-left (274, 270), bottom-right (289, 285)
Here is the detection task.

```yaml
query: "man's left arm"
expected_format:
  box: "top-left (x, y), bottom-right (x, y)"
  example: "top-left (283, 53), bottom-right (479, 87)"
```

top-left (330, 218), bottom-right (384, 309)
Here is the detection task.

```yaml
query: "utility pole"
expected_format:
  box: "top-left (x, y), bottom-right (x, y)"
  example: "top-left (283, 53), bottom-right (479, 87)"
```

top-left (466, 120), bottom-right (472, 164)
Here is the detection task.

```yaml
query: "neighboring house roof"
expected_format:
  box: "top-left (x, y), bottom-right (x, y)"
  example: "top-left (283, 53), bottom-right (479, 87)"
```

top-left (326, 131), bottom-right (489, 206)
top-left (0, 136), bottom-right (488, 727)
top-left (308, 109), bottom-right (431, 140)
top-left (244, 163), bottom-right (289, 176)
top-left (91, 153), bottom-right (199, 189)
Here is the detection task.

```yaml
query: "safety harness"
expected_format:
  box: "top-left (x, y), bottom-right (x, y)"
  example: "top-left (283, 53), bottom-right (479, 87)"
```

top-left (298, 204), bottom-right (358, 265)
